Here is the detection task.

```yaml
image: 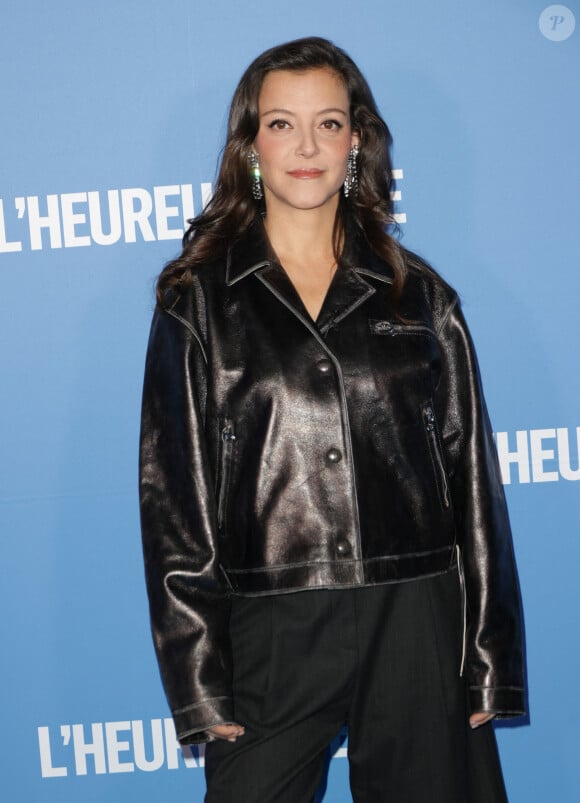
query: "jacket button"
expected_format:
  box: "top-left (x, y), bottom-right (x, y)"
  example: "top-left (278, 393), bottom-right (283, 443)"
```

top-left (326, 448), bottom-right (342, 464)
top-left (336, 538), bottom-right (352, 556)
top-left (316, 359), bottom-right (332, 375)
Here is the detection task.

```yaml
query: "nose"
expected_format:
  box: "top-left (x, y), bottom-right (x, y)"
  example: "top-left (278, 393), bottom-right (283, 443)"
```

top-left (295, 127), bottom-right (319, 158)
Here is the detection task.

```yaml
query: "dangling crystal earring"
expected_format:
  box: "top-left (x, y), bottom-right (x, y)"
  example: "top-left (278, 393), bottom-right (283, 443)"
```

top-left (249, 151), bottom-right (263, 200)
top-left (344, 146), bottom-right (359, 198)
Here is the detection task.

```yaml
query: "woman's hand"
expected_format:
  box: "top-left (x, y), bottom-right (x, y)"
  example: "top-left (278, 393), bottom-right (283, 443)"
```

top-left (469, 711), bottom-right (495, 729)
top-left (207, 723), bottom-right (246, 742)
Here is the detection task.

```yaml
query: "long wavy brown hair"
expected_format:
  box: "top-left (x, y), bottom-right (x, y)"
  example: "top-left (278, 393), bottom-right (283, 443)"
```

top-left (156, 36), bottom-right (406, 305)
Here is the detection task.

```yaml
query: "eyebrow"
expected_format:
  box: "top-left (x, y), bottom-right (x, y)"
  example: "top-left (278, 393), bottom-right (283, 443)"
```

top-left (260, 107), bottom-right (348, 118)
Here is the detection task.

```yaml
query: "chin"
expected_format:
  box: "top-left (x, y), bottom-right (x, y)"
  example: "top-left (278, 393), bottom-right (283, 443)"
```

top-left (268, 187), bottom-right (343, 213)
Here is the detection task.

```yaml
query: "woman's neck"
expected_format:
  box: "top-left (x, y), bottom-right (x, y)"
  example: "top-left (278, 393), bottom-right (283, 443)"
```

top-left (263, 203), bottom-right (338, 268)
top-left (263, 203), bottom-right (341, 321)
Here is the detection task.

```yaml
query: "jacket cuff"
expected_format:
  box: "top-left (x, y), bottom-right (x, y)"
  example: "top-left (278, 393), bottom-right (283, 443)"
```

top-left (469, 686), bottom-right (526, 718)
top-left (173, 695), bottom-right (235, 744)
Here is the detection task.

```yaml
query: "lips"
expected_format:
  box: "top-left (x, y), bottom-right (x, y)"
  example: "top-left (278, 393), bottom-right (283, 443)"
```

top-left (287, 169), bottom-right (324, 179)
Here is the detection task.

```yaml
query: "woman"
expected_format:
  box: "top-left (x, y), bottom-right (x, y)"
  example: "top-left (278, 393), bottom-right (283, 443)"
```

top-left (139, 36), bottom-right (525, 802)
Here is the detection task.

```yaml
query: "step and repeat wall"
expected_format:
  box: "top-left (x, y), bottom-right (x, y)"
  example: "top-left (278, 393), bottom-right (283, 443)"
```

top-left (1, 1), bottom-right (578, 800)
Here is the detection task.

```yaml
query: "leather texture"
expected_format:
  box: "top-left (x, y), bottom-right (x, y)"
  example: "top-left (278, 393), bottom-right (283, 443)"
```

top-left (139, 221), bottom-right (525, 743)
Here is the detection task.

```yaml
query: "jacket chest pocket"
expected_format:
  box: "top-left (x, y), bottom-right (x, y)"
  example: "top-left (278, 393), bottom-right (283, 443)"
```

top-left (217, 419), bottom-right (237, 532)
top-left (421, 401), bottom-right (450, 510)
top-left (368, 319), bottom-right (441, 383)
top-left (369, 319), bottom-right (437, 339)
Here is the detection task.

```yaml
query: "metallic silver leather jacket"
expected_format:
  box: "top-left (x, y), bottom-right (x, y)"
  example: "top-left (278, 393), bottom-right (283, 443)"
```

top-left (139, 222), bottom-right (525, 743)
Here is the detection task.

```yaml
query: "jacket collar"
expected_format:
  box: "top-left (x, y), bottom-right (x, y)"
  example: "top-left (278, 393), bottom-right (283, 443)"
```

top-left (226, 218), bottom-right (394, 287)
top-left (225, 219), bottom-right (275, 285)
top-left (225, 218), bottom-right (395, 332)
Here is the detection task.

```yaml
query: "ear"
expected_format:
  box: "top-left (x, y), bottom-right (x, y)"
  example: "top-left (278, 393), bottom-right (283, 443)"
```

top-left (351, 129), bottom-right (361, 150)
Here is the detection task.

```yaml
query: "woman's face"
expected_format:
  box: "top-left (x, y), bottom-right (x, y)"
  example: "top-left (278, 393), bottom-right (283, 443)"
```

top-left (254, 67), bottom-right (359, 216)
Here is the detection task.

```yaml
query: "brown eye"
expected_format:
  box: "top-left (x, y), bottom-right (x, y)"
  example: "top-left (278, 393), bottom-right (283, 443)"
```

top-left (268, 119), bottom-right (291, 130)
top-left (321, 119), bottom-right (342, 130)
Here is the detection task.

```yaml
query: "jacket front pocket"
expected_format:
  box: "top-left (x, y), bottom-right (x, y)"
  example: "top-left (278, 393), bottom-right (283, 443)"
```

top-left (422, 402), bottom-right (450, 510)
top-left (217, 420), bottom-right (236, 532)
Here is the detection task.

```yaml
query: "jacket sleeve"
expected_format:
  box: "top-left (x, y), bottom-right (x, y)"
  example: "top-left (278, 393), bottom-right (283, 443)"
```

top-left (435, 294), bottom-right (525, 718)
top-left (139, 304), bottom-right (234, 744)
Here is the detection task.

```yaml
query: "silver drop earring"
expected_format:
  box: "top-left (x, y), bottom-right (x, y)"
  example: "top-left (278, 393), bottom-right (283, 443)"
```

top-left (249, 151), bottom-right (263, 200)
top-left (344, 146), bottom-right (359, 198)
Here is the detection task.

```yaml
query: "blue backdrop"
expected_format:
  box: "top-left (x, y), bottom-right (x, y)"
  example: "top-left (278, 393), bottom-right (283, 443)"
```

top-left (1, 2), bottom-right (579, 800)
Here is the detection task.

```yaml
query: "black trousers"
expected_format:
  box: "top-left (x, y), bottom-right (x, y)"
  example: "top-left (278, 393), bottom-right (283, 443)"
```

top-left (204, 569), bottom-right (508, 802)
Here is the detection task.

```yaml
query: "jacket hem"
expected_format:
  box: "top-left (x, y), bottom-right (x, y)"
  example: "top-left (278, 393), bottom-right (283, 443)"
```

top-left (224, 547), bottom-right (454, 594)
